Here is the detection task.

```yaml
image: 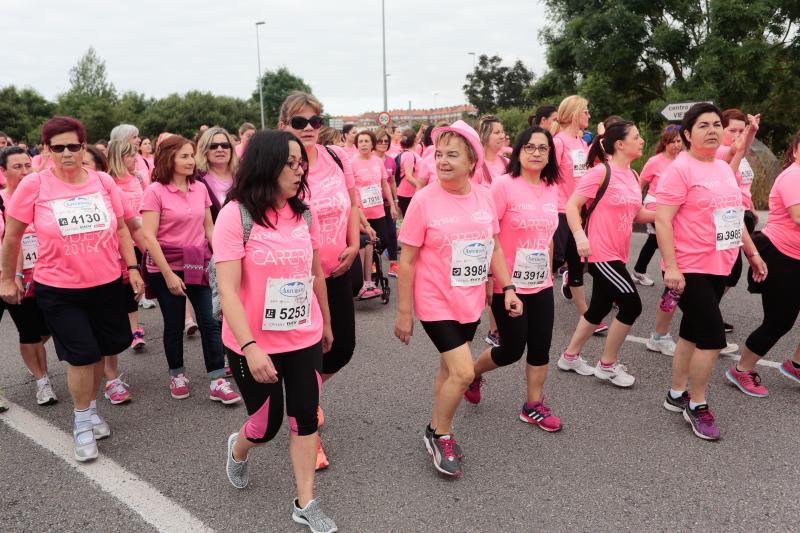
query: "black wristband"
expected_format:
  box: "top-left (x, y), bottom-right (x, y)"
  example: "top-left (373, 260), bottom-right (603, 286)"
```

top-left (241, 340), bottom-right (257, 351)
top-left (126, 265), bottom-right (139, 271)
top-left (502, 284), bottom-right (516, 292)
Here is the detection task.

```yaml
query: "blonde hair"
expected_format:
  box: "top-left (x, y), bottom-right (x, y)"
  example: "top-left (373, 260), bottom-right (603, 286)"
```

top-left (318, 126), bottom-right (342, 147)
top-left (553, 95), bottom-right (589, 134)
top-left (435, 131), bottom-right (478, 175)
top-left (107, 140), bottom-right (137, 179)
top-left (477, 115), bottom-right (501, 147)
top-left (195, 127), bottom-right (238, 175)
top-left (278, 91), bottom-right (323, 127)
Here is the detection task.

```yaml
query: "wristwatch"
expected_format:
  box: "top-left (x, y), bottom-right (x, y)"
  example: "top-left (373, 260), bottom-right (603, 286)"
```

top-left (502, 284), bottom-right (516, 292)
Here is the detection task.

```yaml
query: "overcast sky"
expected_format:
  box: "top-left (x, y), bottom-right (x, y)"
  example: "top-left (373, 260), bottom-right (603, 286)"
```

top-left (3, 0), bottom-right (550, 116)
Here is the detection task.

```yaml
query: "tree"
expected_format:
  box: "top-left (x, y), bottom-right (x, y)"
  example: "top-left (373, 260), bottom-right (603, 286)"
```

top-left (57, 47), bottom-right (119, 142)
top-left (253, 67), bottom-right (312, 127)
top-left (139, 91), bottom-right (255, 139)
top-left (0, 86), bottom-right (55, 145)
top-left (463, 55), bottom-right (534, 114)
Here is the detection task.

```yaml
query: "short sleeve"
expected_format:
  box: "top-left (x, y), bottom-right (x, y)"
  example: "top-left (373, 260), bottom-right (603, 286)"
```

top-left (199, 184), bottom-right (212, 208)
top-left (553, 136), bottom-right (566, 167)
top-left (489, 177), bottom-right (508, 222)
top-left (212, 202), bottom-right (245, 263)
top-left (486, 192), bottom-right (501, 235)
top-left (328, 145), bottom-right (355, 189)
top-left (140, 184), bottom-right (162, 212)
top-left (379, 157), bottom-right (388, 181)
top-left (98, 173), bottom-right (125, 218)
top-left (573, 165), bottom-right (605, 200)
top-left (639, 157), bottom-right (657, 185)
top-left (397, 194), bottom-right (426, 247)
top-left (656, 163), bottom-right (688, 206)
top-left (779, 167), bottom-right (800, 209)
top-left (308, 208), bottom-right (321, 251)
top-left (5, 173), bottom-right (40, 224)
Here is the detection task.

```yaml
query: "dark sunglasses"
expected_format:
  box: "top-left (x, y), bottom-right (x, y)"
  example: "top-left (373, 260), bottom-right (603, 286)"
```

top-left (376, 139), bottom-right (390, 144)
top-left (49, 143), bottom-right (84, 153)
top-left (208, 142), bottom-right (231, 150)
top-left (289, 115), bottom-right (324, 130)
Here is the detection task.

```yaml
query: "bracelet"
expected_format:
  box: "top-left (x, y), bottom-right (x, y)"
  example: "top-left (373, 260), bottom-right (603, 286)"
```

top-left (747, 252), bottom-right (761, 258)
top-left (15, 272), bottom-right (24, 279)
top-left (502, 284), bottom-right (517, 292)
top-left (241, 340), bottom-right (257, 351)
top-left (126, 265), bottom-right (140, 271)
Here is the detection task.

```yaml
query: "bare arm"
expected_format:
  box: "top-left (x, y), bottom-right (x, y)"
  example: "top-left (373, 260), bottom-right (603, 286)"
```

top-left (655, 204), bottom-right (684, 291)
top-left (204, 208), bottom-right (214, 248)
top-left (394, 244), bottom-right (419, 344)
top-left (311, 250), bottom-right (333, 353)
top-left (0, 217), bottom-right (27, 304)
top-left (565, 193), bottom-right (591, 257)
top-left (141, 210), bottom-right (186, 296)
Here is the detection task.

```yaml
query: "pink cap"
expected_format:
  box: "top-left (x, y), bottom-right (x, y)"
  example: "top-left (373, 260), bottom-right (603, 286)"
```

top-left (432, 120), bottom-right (484, 175)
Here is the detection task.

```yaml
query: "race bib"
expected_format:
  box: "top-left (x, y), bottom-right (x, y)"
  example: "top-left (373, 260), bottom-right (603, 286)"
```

top-left (714, 206), bottom-right (744, 250)
top-left (571, 149), bottom-right (588, 178)
top-left (512, 248), bottom-right (550, 289)
top-left (739, 158), bottom-right (754, 186)
top-left (359, 184), bottom-right (383, 209)
top-left (51, 192), bottom-right (110, 237)
top-left (262, 276), bottom-right (314, 331)
top-left (21, 233), bottom-right (38, 270)
top-left (450, 239), bottom-right (494, 287)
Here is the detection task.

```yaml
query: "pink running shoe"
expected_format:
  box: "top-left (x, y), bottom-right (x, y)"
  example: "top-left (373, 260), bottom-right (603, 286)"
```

top-left (356, 283), bottom-right (382, 300)
top-left (464, 377), bottom-right (484, 404)
top-left (725, 366), bottom-right (768, 397)
top-left (131, 327), bottom-right (146, 351)
top-left (520, 400), bottom-right (561, 432)
top-left (593, 322), bottom-right (609, 335)
top-left (780, 359), bottom-right (800, 384)
top-left (170, 374), bottom-right (190, 399)
top-left (210, 378), bottom-right (242, 405)
top-left (104, 376), bottom-right (131, 405)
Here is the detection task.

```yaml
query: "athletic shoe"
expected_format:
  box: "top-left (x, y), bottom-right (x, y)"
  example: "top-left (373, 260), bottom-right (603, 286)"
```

top-left (0, 394), bottom-right (8, 413)
top-left (104, 376), bottom-right (131, 405)
top-left (226, 432), bottom-right (249, 489)
top-left (663, 390), bottom-right (690, 413)
top-left (646, 333), bottom-right (676, 356)
top-left (560, 271), bottom-right (572, 300)
top-left (594, 361), bottom-right (635, 387)
top-left (356, 283), bottom-right (381, 300)
top-left (170, 374), bottom-right (190, 399)
top-left (292, 498), bottom-right (338, 533)
top-left (73, 420), bottom-right (99, 462)
top-left (317, 405), bottom-right (325, 428)
top-left (90, 410), bottom-right (111, 440)
top-left (139, 296), bottom-right (157, 309)
top-left (184, 318), bottom-right (198, 337)
top-left (519, 400), bottom-right (561, 432)
top-left (464, 376), bottom-right (485, 404)
top-left (425, 425), bottom-right (463, 459)
top-left (131, 327), bottom-right (146, 351)
top-left (36, 378), bottom-right (58, 406)
top-left (723, 321), bottom-right (734, 333)
top-left (556, 353), bottom-right (595, 376)
top-left (779, 359), bottom-right (800, 384)
top-left (424, 433), bottom-right (461, 477)
top-left (315, 439), bottom-right (329, 471)
top-left (388, 262), bottom-right (399, 278)
top-left (725, 367), bottom-right (769, 397)
top-left (720, 342), bottom-right (739, 355)
top-left (209, 378), bottom-right (241, 405)
top-left (631, 271), bottom-right (655, 286)
top-left (484, 331), bottom-right (500, 347)
top-left (593, 322), bottom-right (609, 335)
top-left (683, 404), bottom-right (721, 441)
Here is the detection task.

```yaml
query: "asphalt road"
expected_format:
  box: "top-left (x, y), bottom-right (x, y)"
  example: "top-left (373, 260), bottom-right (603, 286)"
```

top-left (2, 232), bottom-right (799, 533)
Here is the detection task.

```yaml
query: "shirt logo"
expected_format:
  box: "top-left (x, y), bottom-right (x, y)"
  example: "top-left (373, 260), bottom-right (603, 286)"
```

top-left (463, 242), bottom-right (488, 259)
top-left (470, 210), bottom-right (493, 224)
top-left (280, 281), bottom-right (307, 298)
top-left (542, 203), bottom-right (557, 215)
top-left (319, 176), bottom-right (341, 191)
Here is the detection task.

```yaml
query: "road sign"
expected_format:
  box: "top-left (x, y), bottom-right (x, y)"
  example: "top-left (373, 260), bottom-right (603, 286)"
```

top-left (377, 112), bottom-right (391, 126)
top-left (660, 101), bottom-right (713, 121)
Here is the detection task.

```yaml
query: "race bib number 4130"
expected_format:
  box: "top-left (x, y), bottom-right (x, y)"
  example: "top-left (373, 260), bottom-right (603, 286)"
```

top-left (51, 192), bottom-right (111, 237)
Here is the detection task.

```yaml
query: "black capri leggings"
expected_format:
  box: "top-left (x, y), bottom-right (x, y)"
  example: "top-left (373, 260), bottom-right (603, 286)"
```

top-left (552, 213), bottom-right (584, 287)
top-left (397, 196), bottom-right (412, 218)
top-left (4, 297), bottom-right (50, 344)
top-left (677, 273), bottom-right (727, 350)
top-left (634, 233), bottom-right (659, 275)
top-left (490, 287), bottom-right (554, 367)
top-left (726, 209), bottom-right (758, 287)
top-left (745, 234), bottom-right (800, 357)
top-left (368, 215), bottom-right (398, 261)
top-left (584, 261), bottom-right (642, 326)
top-left (323, 267), bottom-right (356, 375)
top-left (227, 343), bottom-right (322, 443)
top-left (383, 203), bottom-right (399, 260)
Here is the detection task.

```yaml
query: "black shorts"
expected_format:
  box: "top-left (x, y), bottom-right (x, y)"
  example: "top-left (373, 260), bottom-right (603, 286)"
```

top-left (124, 281), bottom-right (138, 314)
top-left (35, 278), bottom-right (133, 366)
top-left (676, 273), bottom-right (727, 350)
top-left (4, 297), bottom-right (50, 344)
top-left (420, 320), bottom-right (479, 353)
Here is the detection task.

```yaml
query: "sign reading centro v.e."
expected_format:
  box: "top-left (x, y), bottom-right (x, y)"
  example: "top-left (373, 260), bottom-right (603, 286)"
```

top-left (660, 101), bottom-right (714, 121)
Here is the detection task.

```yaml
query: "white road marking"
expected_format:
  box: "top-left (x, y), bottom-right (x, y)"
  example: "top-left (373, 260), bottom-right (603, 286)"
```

top-left (626, 335), bottom-right (782, 368)
top-left (1, 401), bottom-right (214, 533)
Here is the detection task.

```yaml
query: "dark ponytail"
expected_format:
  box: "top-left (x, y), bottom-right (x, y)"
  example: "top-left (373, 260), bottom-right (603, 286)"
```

top-left (783, 129), bottom-right (800, 170)
top-left (586, 120), bottom-right (636, 167)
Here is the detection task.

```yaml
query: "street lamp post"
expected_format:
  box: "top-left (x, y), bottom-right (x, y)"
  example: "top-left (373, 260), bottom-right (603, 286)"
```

top-left (255, 21), bottom-right (266, 129)
top-left (381, 0), bottom-right (388, 112)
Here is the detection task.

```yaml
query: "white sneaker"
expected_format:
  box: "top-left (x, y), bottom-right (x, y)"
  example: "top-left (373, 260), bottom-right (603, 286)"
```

top-left (594, 361), bottom-right (636, 387)
top-left (73, 421), bottom-right (99, 462)
top-left (184, 318), bottom-right (198, 337)
top-left (631, 271), bottom-right (654, 286)
top-left (557, 353), bottom-right (595, 376)
top-left (139, 297), bottom-right (157, 309)
top-left (36, 378), bottom-right (58, 406)
top-left (720, 342), bottom-right (739, 355)
top-left (646, 333), bottom-right (676, 356)
top-left (90, 410), bottom-right (111, 440)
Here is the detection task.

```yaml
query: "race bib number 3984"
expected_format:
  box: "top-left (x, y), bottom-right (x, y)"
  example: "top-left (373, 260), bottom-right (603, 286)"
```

top-left (714, 206), bottom-right (744, 250)
top-left (450, 239), bottom-right (494, 287)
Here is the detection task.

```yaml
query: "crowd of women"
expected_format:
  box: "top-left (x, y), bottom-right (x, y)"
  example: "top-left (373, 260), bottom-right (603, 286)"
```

top-left (1, 93), bottom-right (799, 533)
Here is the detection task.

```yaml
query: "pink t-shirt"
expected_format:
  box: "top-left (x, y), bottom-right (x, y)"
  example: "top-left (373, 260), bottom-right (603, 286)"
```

top-left (398, 181), bottom-right (500, 324)
top-left (396, 151), bottom-right (423, 198)
top-left (1, 190), bottom-right (40, 286)
top-left (213, 201), bottom-right (323, 355)
top-left (235, 144), bottom-right (245, 159)
top-left (656, 152), bottom-right (742, 275)
top-left (351, 154), bottom-right (388, 220)
top-left (554, 132), bottom-right (589, 213)
top-left (305, 145), bottom-right (355, 277)
top-left (134, 154), bottom-right (151, 188)
top-left (574, 164), bottom-right (642, 263)
top-left (484, 156), bottom-right (508, 184)
top-left (114, 174), bottom-right (144, 218)
top-left (5, 169), bottom-right (125, 289)
top-left (715, 144), bottom-right (754, 210)
top-left (490, 174), bottom-right (558, 294)
top-left (203, 171), bottom-right (233, 206)
top-left (762, 163), bottom-right (800, 260)
top-left (140, 181), bottom-right (211, 273)
top-left (344, 145), bottom-right (359, 160)
top-left (640, 153), bottom-right (675, 210)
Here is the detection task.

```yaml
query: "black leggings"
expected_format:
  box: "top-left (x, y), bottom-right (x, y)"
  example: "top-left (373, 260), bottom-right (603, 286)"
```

top-left (383, 204), bottom-right (399, 260)
top-left (726, 210), bottom-right (758, 287)
top-left (368, 215), bottom-right (397, 261)
top-left (552, 213), bottom-right (584, 287)
top-left (584, 261), bottom-right (642, 326)
top-left (227, 343), bottom-right (322, 443)
top-left (634, 233), bottom-right (659, 274)
top-left (398, 196), bottom-right (412, 218)
top-left (490, 288), bottom-right (553, 367)
top-left (322, 270), bottom-right (356, 375)
top-left (677, 273), bottom-right (727, 350)
top-left (745, 235), bottom-right (800, 357)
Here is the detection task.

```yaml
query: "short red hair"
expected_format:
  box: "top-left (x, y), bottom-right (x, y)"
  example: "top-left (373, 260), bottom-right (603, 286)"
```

top-left (41, 116), bottom-right (87, 146)
top-left (152, 135), bottom-right (195, 185)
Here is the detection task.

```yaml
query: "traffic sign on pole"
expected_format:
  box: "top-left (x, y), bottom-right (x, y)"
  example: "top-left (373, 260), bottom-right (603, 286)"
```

top-left (377, 112), bottom-right (391, 127)
top-left (660, 101), bottom-right (713, 121)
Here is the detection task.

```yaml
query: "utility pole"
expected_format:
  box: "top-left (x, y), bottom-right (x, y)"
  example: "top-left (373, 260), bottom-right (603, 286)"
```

top-left (255, 21), bottom-right (266, 129)
top-left (381, 0), bottom-right (388, 112)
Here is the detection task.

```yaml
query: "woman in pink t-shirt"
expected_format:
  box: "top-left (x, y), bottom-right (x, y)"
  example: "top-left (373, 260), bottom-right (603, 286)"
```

top-left (141, 135), bottom-right (241, 406)
top-left (395, 128), bottom-right (426, 216)
top-left (139, 137), bottom-right (155, 171)
top-left (236, 122), bottom-right (255, 160)
top-left (395, 120), bottom-right (522, 478)
top-left (463, 126), bottom-right (562, 432)
top-left (0, 116), bottom-right (144, 462)
top-left (374, 127), bottom-right (400, 276)
top-left (278, 92), bottom-right (360, 470)
top-left (655, 103), bottom-right (766, 441)
top-left (214, 130), bottom-right (337, 530)
top-left (730, 131), bottom-right (800, 396)
top-left (109, 124), bottom-right (151, 188)
top-left (0, 147), bottom-right (54, 406)
top-left (559, 121), bottom-right (651, 387)
top-left (196, 127), bottom-right (239, 222)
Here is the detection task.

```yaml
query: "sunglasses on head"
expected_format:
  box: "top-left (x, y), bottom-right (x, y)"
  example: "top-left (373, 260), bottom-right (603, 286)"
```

top-left (49, 143), bottom-right (84, 153)
top-left (665, 125), bottom-right (683, 132)
top-left (289, 115), bottom-right (324, 130)
top-left (208, 142), bottom-right (231, 150)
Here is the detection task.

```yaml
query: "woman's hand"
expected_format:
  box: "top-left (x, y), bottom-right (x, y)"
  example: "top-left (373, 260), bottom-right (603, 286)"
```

top-left (504, 290), bottom-right (523, 318)
top-left (573, 229), bottom-right (591, 258)
top-left (166, 271), bottom-right (187, 296)
top-left (394, 311), bottom-right (414, 345)
top-left (243, 344), bottom-right (278, 383)
top-left (322, 323), bottom-right (334, 353)
top-left (129, 270), bottom-right (145, 300)
top-left (663, 265), bottom-right (685, 292)
top-left (0, 278), bottom-right (22, 306)
top-left (331, 245), bottom-right (359, 277)
top-left (748, 254), bottom-right (768, 282)
top-left (390, 204), bottom-right (398, 221)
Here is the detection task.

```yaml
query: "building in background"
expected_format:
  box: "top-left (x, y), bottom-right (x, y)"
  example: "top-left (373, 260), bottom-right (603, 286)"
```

top-left (330, 104), bottom-right (477, 131)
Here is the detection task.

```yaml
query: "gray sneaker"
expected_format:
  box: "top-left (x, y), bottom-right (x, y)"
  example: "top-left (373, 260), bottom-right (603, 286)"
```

top-left (73, 420), bottom-right (99, 462)
top-left (425, 425), bottom-right (463, 459)
top-left (226, 432), bottom-right (249, 489)
top-left (424, 433), bottom-right (462, 477)
top-left (36, 379), bottom-right (58, 406)
top-left (90, 410), bottom-right (111, 440)
top-left (292, 498), bottom-right (338, 533)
